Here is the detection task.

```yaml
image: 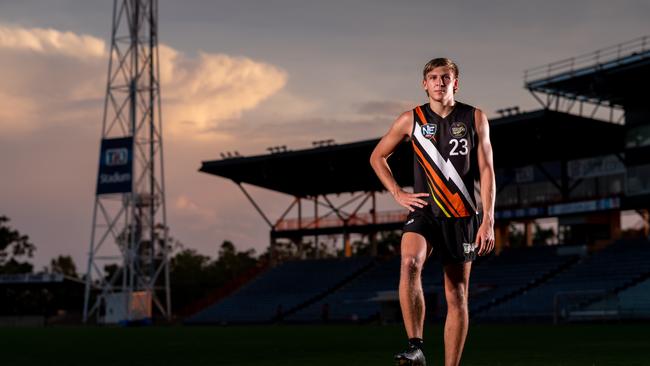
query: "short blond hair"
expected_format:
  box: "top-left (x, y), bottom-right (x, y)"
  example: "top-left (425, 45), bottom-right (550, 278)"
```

top-left (422, 58), bottom-right (459, 94)
top-left (423, 58), bottom-right (459, 79)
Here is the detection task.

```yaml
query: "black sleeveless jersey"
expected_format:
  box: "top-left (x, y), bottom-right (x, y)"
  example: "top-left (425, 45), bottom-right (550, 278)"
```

top-left (409, 102), bottom-right (482, 218)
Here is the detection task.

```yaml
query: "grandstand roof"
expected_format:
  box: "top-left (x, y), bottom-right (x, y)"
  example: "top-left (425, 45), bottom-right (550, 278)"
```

top-left (200, 138), bottom-right (411, 196)
top-left (200, 109), bottom-right (623, 197)
top-left (490, 109), bottom-right (624, 167)
top-left (525, 36), bottom-right (650, 105)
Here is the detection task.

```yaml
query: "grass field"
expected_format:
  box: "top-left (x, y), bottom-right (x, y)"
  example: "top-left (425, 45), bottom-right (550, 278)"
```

top-left (1, 323), bottom-right (649, 365)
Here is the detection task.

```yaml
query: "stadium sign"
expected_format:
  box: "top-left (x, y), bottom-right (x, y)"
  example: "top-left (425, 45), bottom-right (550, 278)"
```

top-left (96, 137), bottom-right (133, 195)
top-left (548, 197), bottom-right (620, 216)
top-left (496, 206), bottom-right (546, 219)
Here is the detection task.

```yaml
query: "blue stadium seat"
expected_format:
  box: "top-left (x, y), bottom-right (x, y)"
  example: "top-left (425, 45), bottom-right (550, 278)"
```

top-left (480, 240), bottom-right (650, 320)
top-left (186, 257), bottom-right (373, 324)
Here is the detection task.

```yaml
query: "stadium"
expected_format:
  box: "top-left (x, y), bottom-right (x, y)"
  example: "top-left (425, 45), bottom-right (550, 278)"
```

top-left (1, 1), bottom-right (650, 365)
top-left (193, 36), bottom-right (650, 325)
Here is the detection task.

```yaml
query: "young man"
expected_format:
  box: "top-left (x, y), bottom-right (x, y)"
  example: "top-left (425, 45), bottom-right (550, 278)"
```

top-left (369, 58), bottom-right (496, 366)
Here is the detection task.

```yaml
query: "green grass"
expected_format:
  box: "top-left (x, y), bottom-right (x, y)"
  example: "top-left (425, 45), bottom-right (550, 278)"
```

top-left (1, 324), bottom-right (649, 365)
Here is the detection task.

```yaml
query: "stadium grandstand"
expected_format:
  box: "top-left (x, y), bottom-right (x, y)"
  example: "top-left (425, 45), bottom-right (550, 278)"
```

top-left (190, 36), bottom-right (650, 325)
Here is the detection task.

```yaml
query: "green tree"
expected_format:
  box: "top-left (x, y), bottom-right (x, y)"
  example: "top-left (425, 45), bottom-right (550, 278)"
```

top-left (170, 247), bottom-right (219, 312)
top-left (170, 240), bottom-right (261, 315)
top-left (260, 239), bottom-right (299, 262)
top-left (0, 215), bottom-right (35, 274)
top-left (211, 240), bottom-right (257, 283)
top-left (171, 248), bottom-right (211, 283)
top-left (50, 255), bottom-right (78, 278)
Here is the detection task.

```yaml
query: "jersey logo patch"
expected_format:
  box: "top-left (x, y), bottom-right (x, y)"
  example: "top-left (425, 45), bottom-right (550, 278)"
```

top-left (450, 122), bottom-right (467, 138)
top-left (421, 124), bottom-right (437, 139)
top-left (463, 242), bottom-right (477, 254)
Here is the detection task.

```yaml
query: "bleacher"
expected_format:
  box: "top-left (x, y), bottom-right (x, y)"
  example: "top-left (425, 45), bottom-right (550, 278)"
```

top-left (479, 240), bottom-right (650, 320)
top-left (608, 277), bottom-right (650, 318)
top-left (187, 240), bottom-right (650, 324)
top-left (468, 245), bottom-right (578, 314)
top-left (186, 256), bottom-right (373, 324)
top-left (286, 257), bottom-right (445, 323)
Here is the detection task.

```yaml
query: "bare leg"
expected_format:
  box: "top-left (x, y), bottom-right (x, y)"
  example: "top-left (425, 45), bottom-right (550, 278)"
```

top-left (399, 232), bottom-right (432, 339)
top-left (443, 261), bottom-right (472, 366)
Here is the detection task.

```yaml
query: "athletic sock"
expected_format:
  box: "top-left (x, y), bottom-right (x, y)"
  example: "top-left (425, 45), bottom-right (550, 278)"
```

top-left (408, 337), bottom-right (424, 350)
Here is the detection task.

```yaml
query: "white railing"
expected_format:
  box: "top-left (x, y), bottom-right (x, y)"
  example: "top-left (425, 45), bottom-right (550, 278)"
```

top-left (525, 35), bottom-right (650, 83)
top-left (275, 209), bottom-right (408, 231)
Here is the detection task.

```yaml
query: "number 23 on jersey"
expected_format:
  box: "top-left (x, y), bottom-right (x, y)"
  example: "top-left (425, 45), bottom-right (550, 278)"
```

top-left (449, 138), bottom-right (468, 156)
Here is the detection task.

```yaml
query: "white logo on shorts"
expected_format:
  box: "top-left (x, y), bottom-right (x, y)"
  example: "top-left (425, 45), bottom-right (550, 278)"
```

top-left (405, 218), bottom-right (415, 225)
top-left (463, 243), bottom-right (477, 254)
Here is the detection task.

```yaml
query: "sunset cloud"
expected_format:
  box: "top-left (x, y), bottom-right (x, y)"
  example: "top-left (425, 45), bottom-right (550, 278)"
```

top-left (174, 194), bottom-right (217, 225)
top-left (159, 46), bottom-right (287, 136)
top-left (0, 24), bottom-right (105, 58)
top-left (0, 23), bottom-right (288, 138)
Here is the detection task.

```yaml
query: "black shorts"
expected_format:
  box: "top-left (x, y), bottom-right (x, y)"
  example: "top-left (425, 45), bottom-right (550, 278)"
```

top-left (401, 210), bottom-right (481, 265)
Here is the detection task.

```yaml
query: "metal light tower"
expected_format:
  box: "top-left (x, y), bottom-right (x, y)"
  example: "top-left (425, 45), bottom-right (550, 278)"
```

top-left (83, 0), bottom-right (170, 323)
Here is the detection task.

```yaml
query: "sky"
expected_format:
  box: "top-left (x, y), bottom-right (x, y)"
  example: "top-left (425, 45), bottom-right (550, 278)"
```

top-left (1, 0), bottom-right (649, 271)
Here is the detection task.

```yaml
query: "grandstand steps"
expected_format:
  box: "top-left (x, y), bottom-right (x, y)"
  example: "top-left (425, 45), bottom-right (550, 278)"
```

top-left (277, 259), bottom-right (378, 322)
top-left (185, 257), bottom-right (377, 324)
top-left (185, 240), bottom-right (650, 324)
top-left (179, 260), bottom-right (271, 319)
top-left (471, 254), bottom-right (581, 318)
top-left (615, 270), bottom-right (650, 295)
top-left (478, 240), bottom-right (650, 320)
top-left (575, 268), bottom-right (650, 312)
top-left (282, 256), bottom-right (406, 324)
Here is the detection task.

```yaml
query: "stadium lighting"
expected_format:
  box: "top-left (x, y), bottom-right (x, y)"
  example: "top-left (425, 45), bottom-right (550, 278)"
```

top-left (220, 151), bottom-right (243, 159)
top-left (267, 146), bottom-right (289, 154)
top-left (496, 106), bottom-right (521, 117)
top-left (312, 139), bottom-right (336, 148)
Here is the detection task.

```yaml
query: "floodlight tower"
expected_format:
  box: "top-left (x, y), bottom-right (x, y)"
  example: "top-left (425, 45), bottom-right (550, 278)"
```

top-left (83, 0), bottom-right (170, 323)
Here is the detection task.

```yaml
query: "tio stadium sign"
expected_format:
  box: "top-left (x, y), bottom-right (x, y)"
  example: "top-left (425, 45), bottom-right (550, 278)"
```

top-left (96, 136), bottom-right (133, 195)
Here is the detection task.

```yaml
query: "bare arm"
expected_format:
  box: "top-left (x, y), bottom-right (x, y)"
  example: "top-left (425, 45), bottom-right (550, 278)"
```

top-left (474, 108), bottom-right (496, 255)
top-left (369, 111), bottom-right (429, 212)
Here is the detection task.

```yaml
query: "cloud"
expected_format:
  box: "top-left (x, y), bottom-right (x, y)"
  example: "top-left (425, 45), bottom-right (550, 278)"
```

top-left (0, 23), bottom-right (288, 139)
top-left (159, 47), bottom-right (287, 136)
top-left (0, 23), bottom-right (290, 267)
top-left (174, 194), bottom-right (217, 226)
top-left (0, 23), bottom-right (105, 58)
top-left (206, 115), bottom-right (392, 153)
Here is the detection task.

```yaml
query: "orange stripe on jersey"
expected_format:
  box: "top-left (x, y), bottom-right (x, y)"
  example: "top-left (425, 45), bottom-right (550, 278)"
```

top-left (415, 106), bottom-right (436, 142)
top-left (412, 142), bottom-right (470, 216)
top-left (421, 161), bottom-right (456, 218)
top-left (426, 180), bottom-right (451, 218)
top-left (413, 143), bottom-right (459, 217)
top-left (415, 106), bottom-right (428, 125)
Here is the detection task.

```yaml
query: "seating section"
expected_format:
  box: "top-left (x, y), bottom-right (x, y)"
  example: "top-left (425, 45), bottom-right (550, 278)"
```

top-left (286, 257), bottom-right (444, 322)
top-left (468, 245), bottom-right (577, 313)
top-left (480, 240), bottom-right (650, 320)
top-left (586, 277), bottom-right (650, 318)
top-left (186, 257), bottom-right (373, 324)
top-left (288, 246), bottom-right (576, 322)
top-left (187, 240), bottom-right (650, 324)
top-left (615, 278), bottom-right (650, 317)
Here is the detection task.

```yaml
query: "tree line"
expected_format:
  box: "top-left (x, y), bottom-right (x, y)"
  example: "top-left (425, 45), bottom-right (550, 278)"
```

top-left (0, 214), bottom-right (406, 318)
top-left (0, 215), bottom-right (260, 317)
